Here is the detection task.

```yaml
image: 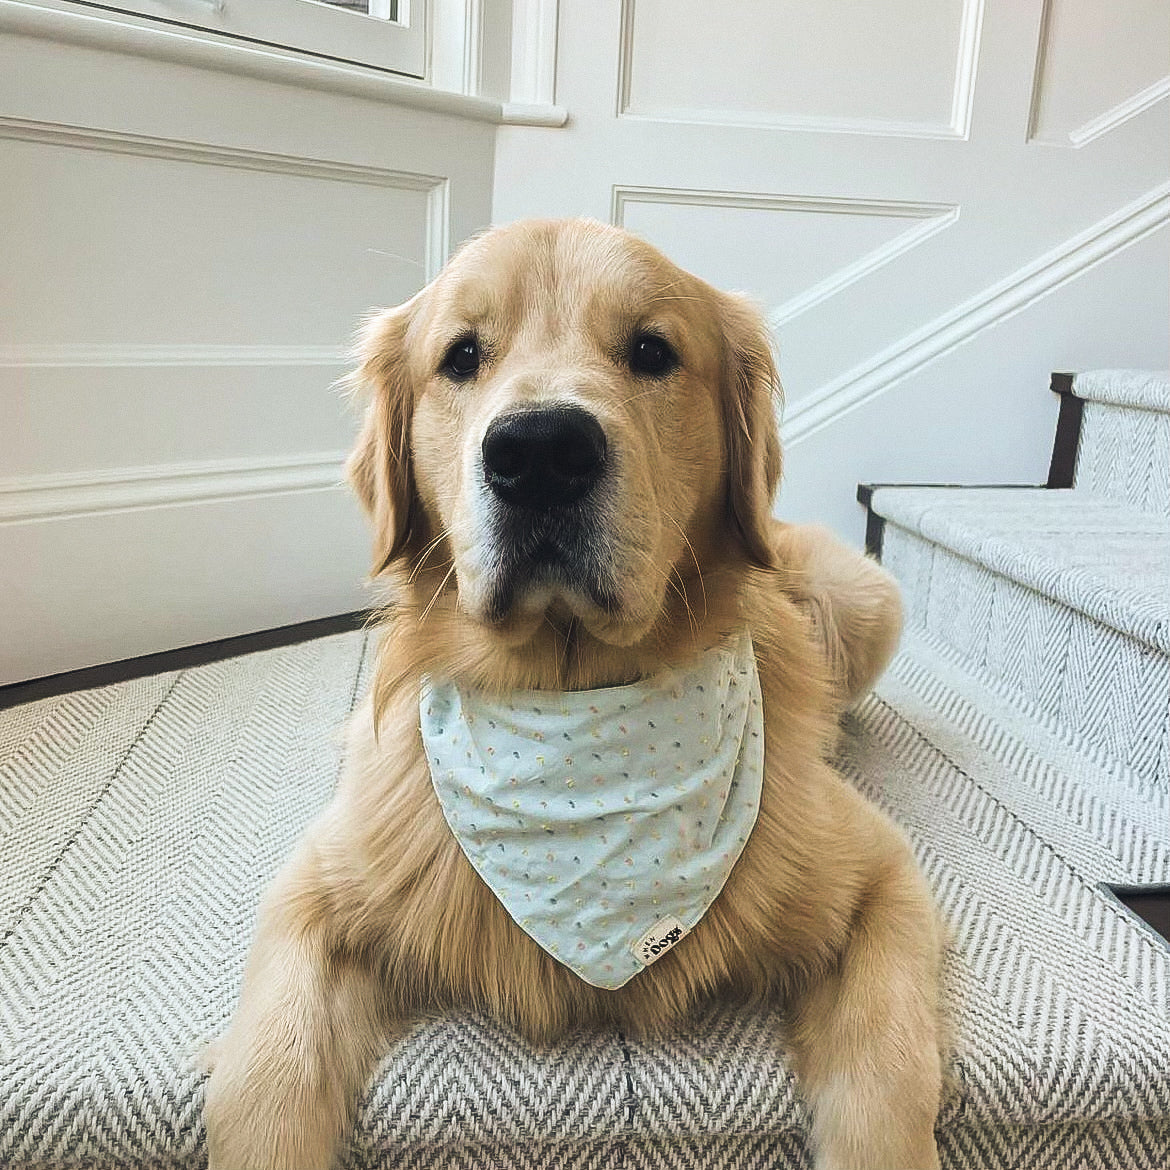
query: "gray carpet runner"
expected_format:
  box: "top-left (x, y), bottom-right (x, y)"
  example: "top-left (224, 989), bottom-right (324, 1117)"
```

top-left (1073, 369), bottom-right (1170, 518)
top-left (875, 488), bottom-right (1170, 786)
top-left (1, 624), bottom-right (1167, 1168)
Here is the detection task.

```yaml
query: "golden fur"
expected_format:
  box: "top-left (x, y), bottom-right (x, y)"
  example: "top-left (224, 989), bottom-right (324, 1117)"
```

top-left (205, 219), bottom-right (944, 1170)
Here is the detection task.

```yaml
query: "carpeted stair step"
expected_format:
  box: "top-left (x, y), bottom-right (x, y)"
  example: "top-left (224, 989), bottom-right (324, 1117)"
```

top-left (2, 631), bottom-right (1168, 1167)
top-left (1071, 370), bottom-right (1170, 516)
top-left (871, 486), bottom-right (1170, 788)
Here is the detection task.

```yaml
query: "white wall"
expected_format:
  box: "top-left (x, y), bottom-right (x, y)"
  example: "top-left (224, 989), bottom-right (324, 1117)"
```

top-left (0, 2), bottom-right (501, 683)
top-left (3, 0), bottom-right (1167, 682)
top-left (494, 0), bottom-right (1170, 541)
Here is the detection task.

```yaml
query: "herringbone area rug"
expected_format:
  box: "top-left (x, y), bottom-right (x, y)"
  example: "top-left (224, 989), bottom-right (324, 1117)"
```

top-left (2, 630), bottom-right (1167, 1167)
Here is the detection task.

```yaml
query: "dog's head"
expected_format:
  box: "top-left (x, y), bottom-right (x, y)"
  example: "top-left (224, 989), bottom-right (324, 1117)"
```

top-left (347, 218), bottom-right (781, 649)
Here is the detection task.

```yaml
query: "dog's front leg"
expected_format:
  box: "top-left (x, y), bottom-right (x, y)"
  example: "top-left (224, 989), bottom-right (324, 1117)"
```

top-left (787, 840), bottom-right (945, 1170)
top-left (204, 845), bottom-right (387, 1170)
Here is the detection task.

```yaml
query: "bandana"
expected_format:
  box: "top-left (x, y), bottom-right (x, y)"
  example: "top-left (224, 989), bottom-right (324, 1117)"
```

top-left (420, 630), bottom-right (764, 989)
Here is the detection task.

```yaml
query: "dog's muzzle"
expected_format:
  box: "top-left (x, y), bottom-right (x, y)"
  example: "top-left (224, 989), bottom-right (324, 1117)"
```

top-left (479, 404), bottom-right (617, 620)
top-left (482, 405), bottom-right (607, 509)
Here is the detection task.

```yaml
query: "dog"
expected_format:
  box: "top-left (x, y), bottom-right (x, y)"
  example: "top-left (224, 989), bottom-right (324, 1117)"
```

top-left (204, 218), bottom-right (945, 1169)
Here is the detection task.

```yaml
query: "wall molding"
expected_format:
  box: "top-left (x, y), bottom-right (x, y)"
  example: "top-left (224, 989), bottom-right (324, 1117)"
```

top-left (1027, 0), bottom-right (1169, 147)
top-left (1068, 77), bottom-right (1170, 148)
top-left (612, 186), bottom-right (959, 328)
top-left (0, 343), bottom-right (352, 368)
top-left (430, 0), bottom-right (483, 96)
top-left (0, 451), bottom-right (350, 524)
top-left (0, 113), bottom-right (441, 189)
top-left (616, 0), bottom-right (984, 140)
top-left (783, 181), bottom-right (1170, 446)
top-left (510, 0), bottom-right (559, 107)
top-left (0, 0), bottom-right (566, 126)
top-left (1024, 0), bottom-right (1054, 144)
top-left (0, 114), bottom-right (451, 280)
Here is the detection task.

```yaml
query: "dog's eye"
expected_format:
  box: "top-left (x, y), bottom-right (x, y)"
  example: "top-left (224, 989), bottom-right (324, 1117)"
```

top-left (628, 333), bottom-right (678, 377)
top-left (441, 337), bottom-right (481, 380)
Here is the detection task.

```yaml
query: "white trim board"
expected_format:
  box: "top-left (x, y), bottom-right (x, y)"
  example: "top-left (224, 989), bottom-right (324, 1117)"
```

top-left (783, 181), bottom-right (1170, 446)
top-left (0, 452), bottom-right (350, 524)
top-left (1069, 77), bottom-right (1170, 149)
top-left (1026, 0), bottom-right (1170, 148)
top-left (0, 115), bottom-right (444, 189)
top-left (510, 0), bottom-right (559, 107)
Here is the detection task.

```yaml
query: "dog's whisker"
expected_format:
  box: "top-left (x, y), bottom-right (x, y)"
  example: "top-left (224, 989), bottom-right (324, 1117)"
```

top-left (663, 512), bottom-right (708, 622)
top-left (545, 615), bottom-right (580, 690)
top-left (419, 559), bottom-right (457, 624)
top-left (632, 548), bottom-right (699, 638)
top-left (408, 528), bottom-right (454, 583)
top-left (668, 567), bottom-right (700, 637)
top-left (620, 385), bottom-right (671, 408)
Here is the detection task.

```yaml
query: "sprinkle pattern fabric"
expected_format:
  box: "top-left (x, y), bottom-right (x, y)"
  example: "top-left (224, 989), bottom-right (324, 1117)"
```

top-left (420, 630), bottom-right (765, 989)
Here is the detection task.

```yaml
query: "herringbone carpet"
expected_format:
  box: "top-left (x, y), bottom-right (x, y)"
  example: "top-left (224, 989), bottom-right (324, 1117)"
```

top-left (2, 626), bottom-right (1167, 1167)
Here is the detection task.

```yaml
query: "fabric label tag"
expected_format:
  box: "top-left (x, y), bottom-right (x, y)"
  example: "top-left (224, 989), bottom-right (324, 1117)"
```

top-left (632, 915), bottom-right (688, 966)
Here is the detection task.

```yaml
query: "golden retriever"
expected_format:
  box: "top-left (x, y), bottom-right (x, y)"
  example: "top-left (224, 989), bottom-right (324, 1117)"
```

top-left (204, 218), bottom-right (944, 1169)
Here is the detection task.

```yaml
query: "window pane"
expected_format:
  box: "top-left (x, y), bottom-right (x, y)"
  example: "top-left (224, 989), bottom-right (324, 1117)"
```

top-left (68, 0), bottom-right (422, 77)
top-left (311, 1), bottom-right (400, 21)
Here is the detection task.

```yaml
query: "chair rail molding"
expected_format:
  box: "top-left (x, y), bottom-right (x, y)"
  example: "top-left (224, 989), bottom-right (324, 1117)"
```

top-left (0, 452), bottom-right (351, 524)
top-left (782, 181), bottom-right (1170, 446)
top-left (0, 343), bottom-right (352, 368)
top-left (0, 113), bottom-right (441, 188)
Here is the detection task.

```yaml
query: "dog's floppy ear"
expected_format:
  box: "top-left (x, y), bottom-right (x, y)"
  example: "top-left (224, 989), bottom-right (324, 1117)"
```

top-left (345, 298), bottom-right (421, 575)
top-left (719, 292), bottom-right (783, 569)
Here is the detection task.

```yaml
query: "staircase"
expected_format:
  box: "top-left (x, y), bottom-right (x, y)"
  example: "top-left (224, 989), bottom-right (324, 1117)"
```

top-left (856, 368), bottom-right (1170, 1166)
top-left (0, 372), bottom-right (1167, 1168)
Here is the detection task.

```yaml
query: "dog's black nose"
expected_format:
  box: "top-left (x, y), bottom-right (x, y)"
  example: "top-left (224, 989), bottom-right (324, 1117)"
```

top-left (482, 405), bottom-right (607, 509)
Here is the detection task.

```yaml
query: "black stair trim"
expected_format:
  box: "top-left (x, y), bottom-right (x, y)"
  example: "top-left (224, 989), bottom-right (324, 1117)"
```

top-left (856, 483), bottom-right (887, 559)
top-left (0, 610), bottom-right (374, 711)
top-left (1101, 883), bottom-right (1170, 954)
top-left (1047, 371), bottom-right (1084, 489)
top-left (858, 372), bottom-right (1085, 561)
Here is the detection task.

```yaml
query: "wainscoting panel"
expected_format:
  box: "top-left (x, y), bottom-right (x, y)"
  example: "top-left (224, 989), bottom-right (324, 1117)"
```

top-left (1028, 0), bottom-right (1170, 146)
top-left (0, 362), bottom-right (353, 479)
top-left (613, 187), bottom-right (958, 329)
top-left (618, 0), bottom-right (983, 137)
top-left (0, 486), bottom-right (372, 685)
top-left (0, 18), bottom-right (495, 682)
top-left (496, 0), bottom-right (1169, 545)
top-left (0, 129), bottom-right (442, 349)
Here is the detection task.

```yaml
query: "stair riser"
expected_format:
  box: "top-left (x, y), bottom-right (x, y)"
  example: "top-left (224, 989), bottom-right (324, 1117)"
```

top-left (1076, 399), bottom-right (1170, 515)
top-left (882, 524), bottom-right (1170, 789)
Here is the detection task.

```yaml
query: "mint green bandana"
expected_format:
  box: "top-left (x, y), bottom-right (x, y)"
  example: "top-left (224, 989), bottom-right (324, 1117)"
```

top-left (420, 630), bottom-right (764, 989)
